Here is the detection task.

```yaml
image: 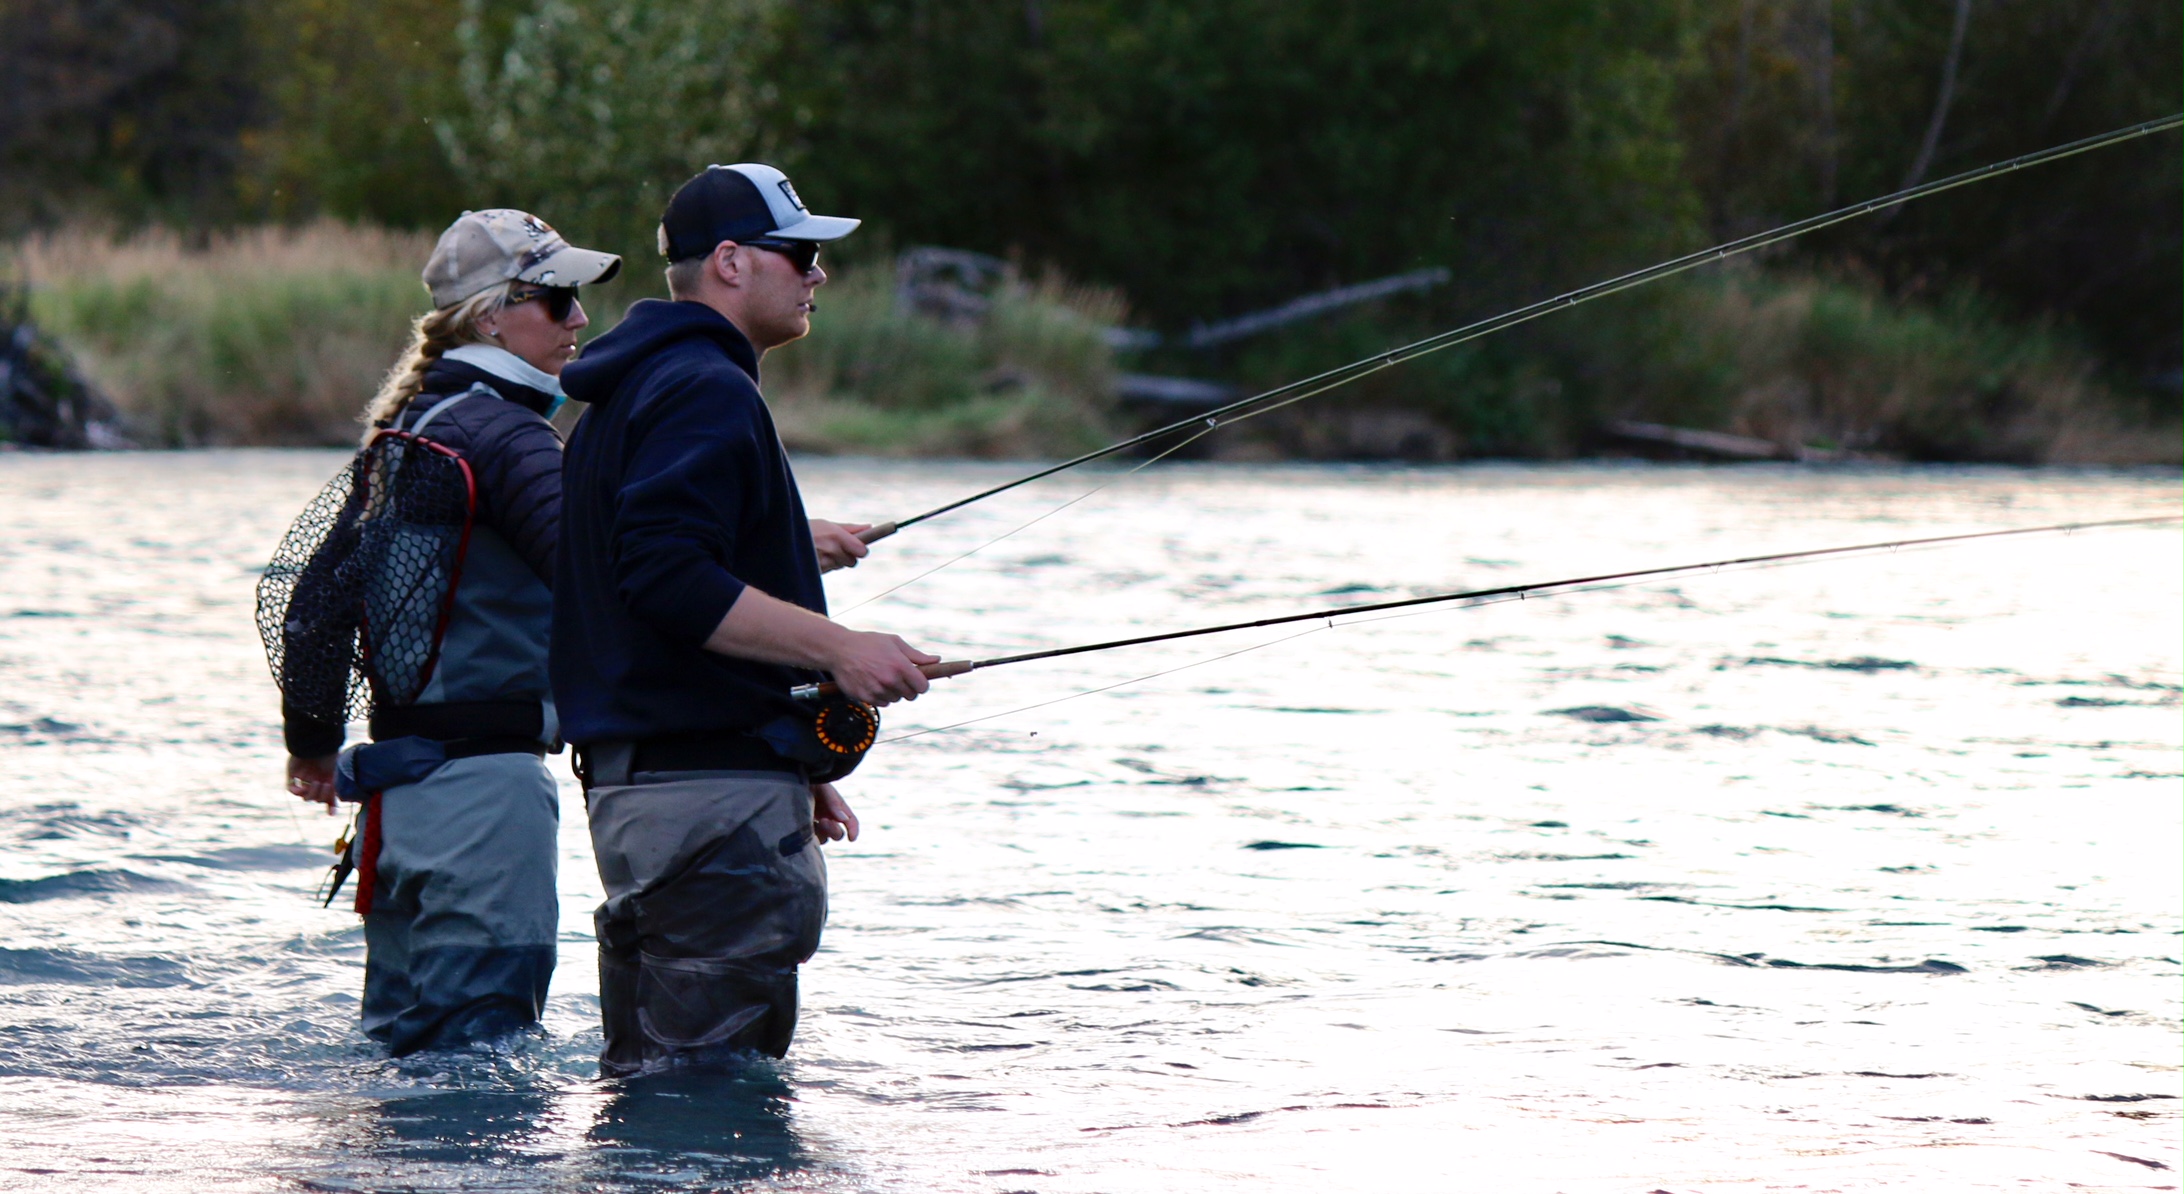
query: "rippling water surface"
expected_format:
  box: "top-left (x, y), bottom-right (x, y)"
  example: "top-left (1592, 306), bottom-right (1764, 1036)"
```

top-left (0, 452), bottom-right (2177, 1192)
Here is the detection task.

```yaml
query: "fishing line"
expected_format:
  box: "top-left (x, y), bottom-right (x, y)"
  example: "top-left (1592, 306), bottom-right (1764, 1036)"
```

top-left (848, 115), bottom-right (2183, 553)
top-left (873, 517), bottom-right (2170, 735)
top-left (879, 623), bottom-right (1334, 744)
top-left (1326, 528), bottom-right (2042, 631)
top-left (799, 515), bottom-right (2179, 701)
top-left (837, 418), bottom-right (1222, 615)
top-left (838, 366), bottom-right (1371, 615)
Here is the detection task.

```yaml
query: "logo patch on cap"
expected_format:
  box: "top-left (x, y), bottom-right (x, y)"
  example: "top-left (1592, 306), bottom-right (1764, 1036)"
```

top-left (777, 179), bottom-right (808, 213)
top-left (517, 238), bottom-right (568, 272)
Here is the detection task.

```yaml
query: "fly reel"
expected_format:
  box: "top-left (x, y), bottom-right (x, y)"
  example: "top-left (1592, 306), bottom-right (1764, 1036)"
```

top-left (759, 694), bottom-right (880, 783)
top-left (811, 696), bottom-right (880, 771)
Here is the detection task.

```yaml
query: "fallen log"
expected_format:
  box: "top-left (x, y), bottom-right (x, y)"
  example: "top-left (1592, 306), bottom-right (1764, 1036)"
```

top-left (1604, 419), bottom-right (1845, 462)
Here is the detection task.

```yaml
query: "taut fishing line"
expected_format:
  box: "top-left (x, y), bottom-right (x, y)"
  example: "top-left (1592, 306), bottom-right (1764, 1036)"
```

top-left (902, 545), bottom-right (1896, 744)
top-left (1309, 524), bottom-right (2061, 635)
top-left (840, 360), bottom-right (1416, 613)
top-left (840, 115), bottom-right (2182, 602)
top-left (880, 623), bottom-right (1333, 745)
top-left (875, 555), bottom-right (1888, 741)
top-left (806, 517), bottom-right (2180, 715)
top-left (864, 517), bottom-right (2166, 742)
top-left (864, 534), bottom-right (2000, 742)
top-left (837, 418), bottom-right (1222, 615)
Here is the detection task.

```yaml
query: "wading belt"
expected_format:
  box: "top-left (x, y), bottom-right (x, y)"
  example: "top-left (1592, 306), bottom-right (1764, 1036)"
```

top-left (338, 701), bottom-right (554, 915)
top-left (574, 735), bottom-right (804, 789)
top-left (370, 698), bottom-right (548, 745)
top-left (438, 737), bottom-right (550, 759)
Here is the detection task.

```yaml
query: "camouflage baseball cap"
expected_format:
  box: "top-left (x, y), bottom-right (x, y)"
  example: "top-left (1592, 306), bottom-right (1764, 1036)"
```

top-left (422, 209), bottom-right (622, 309)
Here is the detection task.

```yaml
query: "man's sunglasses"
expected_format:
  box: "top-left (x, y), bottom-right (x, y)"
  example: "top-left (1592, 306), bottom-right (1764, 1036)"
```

top-left (743, 238), bottom-right (823, 274)
top-left (507, 283), bottom-right (580, 321)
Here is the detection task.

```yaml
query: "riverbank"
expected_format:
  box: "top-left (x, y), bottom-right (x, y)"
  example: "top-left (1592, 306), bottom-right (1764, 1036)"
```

top-left (4, 224), bottom-right (1129, 456)
top-left (6, 224), bottom-right (2175, 463)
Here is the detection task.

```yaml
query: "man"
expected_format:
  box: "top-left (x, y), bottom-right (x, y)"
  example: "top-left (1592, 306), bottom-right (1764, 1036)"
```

top-left (554, 163), bottom-right (937, 1076)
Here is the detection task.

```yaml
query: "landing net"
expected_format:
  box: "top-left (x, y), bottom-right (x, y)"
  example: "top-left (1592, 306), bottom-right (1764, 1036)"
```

top-left (255, 432), bottom-right (477, 723)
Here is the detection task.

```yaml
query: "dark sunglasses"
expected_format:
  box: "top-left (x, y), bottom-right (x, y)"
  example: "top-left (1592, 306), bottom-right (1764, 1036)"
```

top-left (743, 238), bottom-right (822, 274)
top-left (507, 283), bottom-right (580, 321)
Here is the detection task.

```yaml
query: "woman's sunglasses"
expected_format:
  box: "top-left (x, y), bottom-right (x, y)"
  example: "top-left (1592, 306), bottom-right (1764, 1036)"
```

top-left (507, 283), bottom-right (580, 321)
top-left (743, 238), bottom-right (823, 275)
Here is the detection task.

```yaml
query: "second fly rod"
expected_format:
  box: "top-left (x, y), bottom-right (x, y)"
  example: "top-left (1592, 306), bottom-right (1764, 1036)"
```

top-left (852, 114), bottom-right (2183, 547)
top-left (800, 516), bottom-right (2180, 699)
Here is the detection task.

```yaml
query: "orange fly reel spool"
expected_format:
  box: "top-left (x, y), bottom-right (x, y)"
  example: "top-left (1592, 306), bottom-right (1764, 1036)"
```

top-left (811, 696), bottom-right (880, 764)
top-left (758, 694), bottom-right (881, 783)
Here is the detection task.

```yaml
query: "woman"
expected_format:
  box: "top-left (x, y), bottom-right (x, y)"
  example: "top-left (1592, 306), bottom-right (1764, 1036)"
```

top-left (283, 209), bottom-right (619, 1055)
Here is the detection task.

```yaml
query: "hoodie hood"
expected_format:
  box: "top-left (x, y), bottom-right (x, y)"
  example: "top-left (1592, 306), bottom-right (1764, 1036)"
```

top-left (561, 299), bottom-right (759, 408)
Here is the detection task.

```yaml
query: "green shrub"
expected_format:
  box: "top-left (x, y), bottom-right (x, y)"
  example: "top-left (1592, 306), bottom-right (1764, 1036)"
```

top-left (1205, 268), bottom-right (2176, 464)
top-left (1594, 270), bottom-right (2177, 463)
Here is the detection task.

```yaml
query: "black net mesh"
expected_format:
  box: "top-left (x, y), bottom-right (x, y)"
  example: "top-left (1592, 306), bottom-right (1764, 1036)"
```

top-left (255, 433), bottom-right (476, 723)
top-left (256, 458), bottom-right (368, 723)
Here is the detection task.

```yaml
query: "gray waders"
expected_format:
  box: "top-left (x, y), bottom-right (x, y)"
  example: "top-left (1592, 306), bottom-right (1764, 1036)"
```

top-left (354, 749), bottom-right (560, 1055)
top-left (583, 759), bottom-right (826, 1077)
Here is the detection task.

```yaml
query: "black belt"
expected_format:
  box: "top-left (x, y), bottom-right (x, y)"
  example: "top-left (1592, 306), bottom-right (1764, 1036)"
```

top-left (442, 736), bottom-right (550, 760)
top-left (575, 734), bottom-right (802, 788)
top-left (372, 699), bottom-right (546, 744)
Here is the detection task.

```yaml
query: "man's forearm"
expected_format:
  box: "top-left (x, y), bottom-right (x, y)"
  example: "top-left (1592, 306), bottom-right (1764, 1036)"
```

top-left (703, 585), bottom-right (940, 706)
top-left (703, 586), bottom-right (853, 668)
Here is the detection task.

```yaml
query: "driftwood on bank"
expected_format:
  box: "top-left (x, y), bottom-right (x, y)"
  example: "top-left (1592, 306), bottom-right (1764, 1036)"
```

top-left (1099, 268), bottom-right (1452, 352)
top-left (1604, 419), bottom-right (1848, 462)
top-left (893, 247), bottom-right (1455, 413)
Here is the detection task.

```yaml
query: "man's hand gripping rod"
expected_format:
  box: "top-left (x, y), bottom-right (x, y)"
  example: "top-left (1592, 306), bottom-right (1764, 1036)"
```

top-left (793, 659), bottom-right (971, 700)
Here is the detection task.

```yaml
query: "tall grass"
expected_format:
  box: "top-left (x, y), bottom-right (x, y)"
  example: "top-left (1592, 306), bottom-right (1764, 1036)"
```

top-left (764, 268), bottom-right (1124, 458)
top-left (10, 224), bottom-right (432, 446)
top-left (8, 225), bottom-right (1126, 455)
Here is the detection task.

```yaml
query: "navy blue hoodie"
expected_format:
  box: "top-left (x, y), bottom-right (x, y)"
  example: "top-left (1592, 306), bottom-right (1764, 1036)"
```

top-left (551, 299), bottom-right (826, 745)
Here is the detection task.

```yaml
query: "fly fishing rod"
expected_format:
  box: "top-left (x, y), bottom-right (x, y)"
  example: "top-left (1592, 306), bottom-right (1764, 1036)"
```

top-left (800, 516), bottom-right (2180, 699)
top-left (852, 114), bottom-right (2183, 547)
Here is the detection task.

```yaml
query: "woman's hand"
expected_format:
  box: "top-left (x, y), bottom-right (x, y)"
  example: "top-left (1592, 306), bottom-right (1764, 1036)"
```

top-left (287, 755), bottom-right (339, 813)
top-left (812, 782), bottom-right (860, 843)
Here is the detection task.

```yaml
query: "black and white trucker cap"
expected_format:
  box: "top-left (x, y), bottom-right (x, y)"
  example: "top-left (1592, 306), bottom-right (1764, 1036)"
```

top-left (658, 164), bottom-right (861, 261)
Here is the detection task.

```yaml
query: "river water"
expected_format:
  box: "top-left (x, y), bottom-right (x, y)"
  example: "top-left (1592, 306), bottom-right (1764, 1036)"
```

top-left (0, 452), bottom-right (2176, 1192)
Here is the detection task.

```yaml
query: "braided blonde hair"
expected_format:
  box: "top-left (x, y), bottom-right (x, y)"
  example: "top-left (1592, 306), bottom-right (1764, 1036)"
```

top-left (359, 286), bottom-right (510, 442)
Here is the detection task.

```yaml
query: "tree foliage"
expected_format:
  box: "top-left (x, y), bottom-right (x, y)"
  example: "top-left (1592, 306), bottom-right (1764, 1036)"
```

top-left (3, 0), bottom-right (2176, 384)
top-left (1680, 0), bottom-right (2181, 376)
top-left (0, 0), bottom-right (260, 224)
top-left (439, 0), bottom-right (784, 255)
top-left (776, 0), bottom-right (1698, 326)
